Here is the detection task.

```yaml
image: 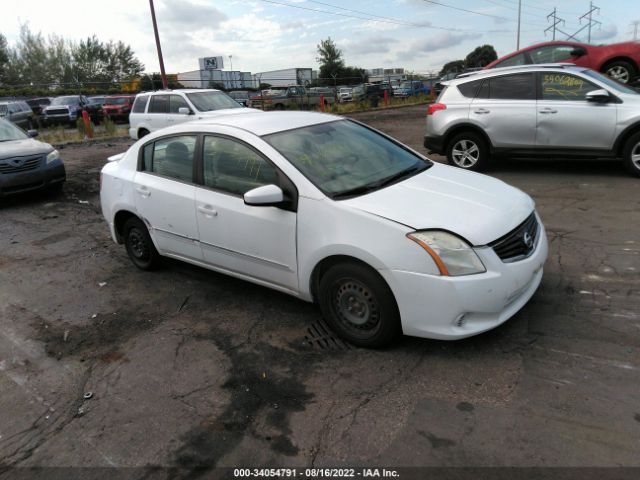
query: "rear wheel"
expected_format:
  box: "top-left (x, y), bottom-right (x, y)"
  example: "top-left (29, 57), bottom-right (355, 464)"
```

top-left (138, 128), bottom-right (150, 138)
top-left (123, 217), bottom-right (160, 270)
top-left (603, 60), bottom-right (636, 84)
top-left (446, 131), bottom-right (489, 172)
top-left (622, 131), bottom-right (640, 177)
top-left (318, 262), bottom-right (401, 348)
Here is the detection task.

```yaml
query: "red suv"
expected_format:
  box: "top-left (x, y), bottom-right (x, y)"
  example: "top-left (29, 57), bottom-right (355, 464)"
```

top-left (485, 40), bottom-right (640, 84)
top-left (102, 95), bottom-right (135, 122)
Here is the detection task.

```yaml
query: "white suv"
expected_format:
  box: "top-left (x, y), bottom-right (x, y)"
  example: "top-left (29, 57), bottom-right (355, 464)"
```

top-left (424, 64), bottom-right (640, 177)
top-left (128, 89), bottom-right (257, 139)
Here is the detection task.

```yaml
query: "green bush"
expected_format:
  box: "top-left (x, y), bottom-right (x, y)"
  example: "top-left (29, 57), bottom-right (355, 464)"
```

top-left (103, 116), bottom-right (117, 136)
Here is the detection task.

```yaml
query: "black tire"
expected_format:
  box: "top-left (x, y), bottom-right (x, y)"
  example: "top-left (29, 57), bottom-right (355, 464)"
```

top-left (446, 131), bottom-right (489, 172)
top-left (603, 60), bottom-right (636, 84)
top-left (318, 262), bottom-right (401, 348)
top-left (138, 128), bottom-right (150, 138)
top-left (26, 119), bottom-right (34, 130)
top-left (622, 131), bottom-right (640, 178)
top-left (123, 217), bottom-right (160, 270)
top-left (274, 103), bottom-right (285, 111)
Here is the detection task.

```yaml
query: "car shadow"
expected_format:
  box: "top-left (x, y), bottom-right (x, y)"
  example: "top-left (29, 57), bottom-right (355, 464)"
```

top-left (492, 156), bottom-right (629, 178)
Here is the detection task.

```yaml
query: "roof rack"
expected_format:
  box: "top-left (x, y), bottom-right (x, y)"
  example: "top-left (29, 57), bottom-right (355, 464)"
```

top-left (450, 63), bottom-right (580, 82)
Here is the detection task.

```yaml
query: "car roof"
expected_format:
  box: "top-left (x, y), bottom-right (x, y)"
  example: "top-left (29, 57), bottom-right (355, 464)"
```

top-left (192, 111), bottom-right (343, 136)
top-left (447, 63), bottom-right (587, 85)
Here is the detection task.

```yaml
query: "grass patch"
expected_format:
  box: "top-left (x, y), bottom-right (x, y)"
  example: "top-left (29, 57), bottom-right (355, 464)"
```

top-left (39, 123), bottom-right (128, 145)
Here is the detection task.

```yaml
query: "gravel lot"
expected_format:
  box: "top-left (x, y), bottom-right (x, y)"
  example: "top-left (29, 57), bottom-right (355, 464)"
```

top-left (1, 105), bottom-right (639, 476)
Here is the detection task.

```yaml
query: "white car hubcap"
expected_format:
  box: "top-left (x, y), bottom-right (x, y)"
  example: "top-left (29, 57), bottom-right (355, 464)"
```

top-left (452, 139), bottom-right (480, 168)
top-left (632, 142), bottom-right (640, 170)
top-left (607, 66), bottom-right (630, 83)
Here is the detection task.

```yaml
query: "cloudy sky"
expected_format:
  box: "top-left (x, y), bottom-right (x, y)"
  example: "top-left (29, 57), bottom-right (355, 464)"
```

top-left (4, 0), bottom-right (638, 75)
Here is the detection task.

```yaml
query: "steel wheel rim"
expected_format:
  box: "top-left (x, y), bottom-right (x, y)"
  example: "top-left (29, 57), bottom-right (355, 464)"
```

top-left (607, 66), bottom-right (629, 83)
top-left (332, 279), bottom-right (380, 334)
top-left (128, 228), bottom-right (149, 260)
top-left (632, 141), bottom-right (640, 170)
top-left (452, 139), bottom-right (480, 168)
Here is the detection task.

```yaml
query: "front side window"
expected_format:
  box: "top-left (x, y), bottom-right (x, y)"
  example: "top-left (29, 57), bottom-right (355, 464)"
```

top-left (540, 73), bottom-right (599, 101)
top-left (202, 136), bottom-right (279, 195)
top-left (489, 73), bottom-right (535, 100)
top-left (169, 95), bottom-right (190, 113)
top-left (148, 95), bottom-right (169, 114)
top-left (529, 45), bottom-right (576, 63)
top-left (141, 135), bottom-right (197, 182)
top-left (264, 120), bottom-right (430, 198)
top-left (132, 96), bottom-right (149, 113)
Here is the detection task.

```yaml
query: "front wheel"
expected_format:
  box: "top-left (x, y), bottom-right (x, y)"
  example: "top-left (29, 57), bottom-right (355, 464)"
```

top-left (622, 131), bottom-right (640, 177)
top-left (123, 217), bottom-right (160, 270)
top-left (446, 131), bottom-right (489, 171)
top-left (318, 263), bottom-right (401, 348)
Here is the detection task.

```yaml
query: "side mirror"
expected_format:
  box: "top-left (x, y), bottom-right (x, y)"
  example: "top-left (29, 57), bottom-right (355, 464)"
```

top-left (27, 129), bottom-right (38, 138)
top-left (178, 107), bottom-right (191, 115)
top-left (244, 184), bottom-right (284, 207)
top-left (586, 89), bottom-right (610, 103)
top-left (570, 47), bottom-right (587, 57)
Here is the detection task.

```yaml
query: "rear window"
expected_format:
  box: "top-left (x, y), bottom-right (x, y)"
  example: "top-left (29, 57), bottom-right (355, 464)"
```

top-left (132, 96), bottom-right (149, 113)
top-left (457, 79), bottom-right (483, 98)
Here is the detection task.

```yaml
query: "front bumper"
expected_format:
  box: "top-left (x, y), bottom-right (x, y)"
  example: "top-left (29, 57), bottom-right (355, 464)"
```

top-left (380, 222), bottom-right (548, 340)
top-left (0, 159), bottom-right (66, 196)
top-left (423, 134), bottom-right (445, 154)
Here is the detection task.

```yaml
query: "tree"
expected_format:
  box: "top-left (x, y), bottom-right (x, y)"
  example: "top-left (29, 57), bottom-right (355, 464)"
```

top-left (464, 45), bottom-right (497, 68)
top-left (439, 60), bottom-right (465, 76)
top-left (316, 37), bottom-right (345, 83)
top-left (0, 33), bottom-right (9, 83)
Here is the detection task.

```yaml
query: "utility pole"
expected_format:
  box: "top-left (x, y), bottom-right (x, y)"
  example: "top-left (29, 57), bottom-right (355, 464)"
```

top-left (228, 55), bottom-right (233, 89)
top-left (148, 0), bottom-right (168, 89)
top-left (516, 0), bottom-right (522, 49)
top-left (580, 1), bottom-right (601, 44)
top-left (545, 8), bottom-right (565, 41)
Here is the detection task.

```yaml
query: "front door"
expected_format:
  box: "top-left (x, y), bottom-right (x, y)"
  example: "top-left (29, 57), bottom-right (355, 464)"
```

top-left (194, 135), bottom-right (298, 291)
top-left (535, 72), bottom-right (617, 149)
top-left (133, 134), bottom-right (202, 260)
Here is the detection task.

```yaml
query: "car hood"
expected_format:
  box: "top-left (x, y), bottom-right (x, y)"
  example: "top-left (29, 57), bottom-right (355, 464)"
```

top-left (196, 107), bottom-right (261, 117)
top-left (0, 138), bottom-right (53, 159)
top-left (341, 163), bottom-right (535, 246)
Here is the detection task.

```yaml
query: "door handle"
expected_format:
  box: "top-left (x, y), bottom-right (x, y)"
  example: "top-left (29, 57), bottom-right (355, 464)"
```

top-left (135, 186), bottom-right (151, 198)
top-left (473, 108), bottom-right (490, 114)
top-left (539, 108), bottom-right (558, 114)
top-left (197, 205), bottom-right (218, 217)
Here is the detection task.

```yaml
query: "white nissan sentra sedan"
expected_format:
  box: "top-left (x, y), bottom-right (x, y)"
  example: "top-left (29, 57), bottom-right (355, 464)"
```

top-left (100, 111), bottom-right (548, 347)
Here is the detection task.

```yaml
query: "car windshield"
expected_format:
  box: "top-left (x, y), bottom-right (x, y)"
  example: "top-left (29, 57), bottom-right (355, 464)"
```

top-left (0, 119), bottom-right (28, 142)
top-left (106, 98), bottom-right (129, 105)
top-left (264, 120), bottom-right (431, 199)
top-left (185, 91), bottom-right (242, 111)
top-left (399, 82), bottom-right (412, 88)
top-left (51, 96), bottom-right (80, 106)
top-left (582, 69), bottom-right (639, 95)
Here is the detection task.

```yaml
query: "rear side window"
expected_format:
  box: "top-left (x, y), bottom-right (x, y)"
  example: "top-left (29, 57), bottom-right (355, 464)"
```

top-left (148, 95), bottom-right (169, 114)
top-left (132, 96), bottom-right (149, 113)
top-left (141, 135), bottom-right (197, 182)
top-left (457, 79), bottom-right (483, 98)
top-left (489, 73), bottom-right (535, 100)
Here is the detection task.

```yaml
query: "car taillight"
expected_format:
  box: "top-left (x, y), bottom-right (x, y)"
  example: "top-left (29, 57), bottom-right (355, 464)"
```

top-left (427, 103), bottom-right (447, 116)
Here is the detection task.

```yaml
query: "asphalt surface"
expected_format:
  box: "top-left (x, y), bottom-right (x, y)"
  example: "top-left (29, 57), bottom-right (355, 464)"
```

top-left (0, 105), bottom-right (639, 477)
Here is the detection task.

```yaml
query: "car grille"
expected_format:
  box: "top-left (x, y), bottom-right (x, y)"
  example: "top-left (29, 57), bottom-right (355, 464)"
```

top-left (0, 155), bottom-right (43, 174)
top-left (46, 108), bottom-right (69, 115)
top-left (488, 212), bottom-right (539, 262)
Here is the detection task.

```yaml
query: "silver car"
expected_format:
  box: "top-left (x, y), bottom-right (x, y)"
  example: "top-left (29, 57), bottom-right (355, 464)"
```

top-left (424, 64), bottom-right (640, 177)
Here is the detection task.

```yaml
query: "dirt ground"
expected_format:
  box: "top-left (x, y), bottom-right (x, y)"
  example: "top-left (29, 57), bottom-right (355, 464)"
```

top-left (1, 105), bottom-right (639, 478)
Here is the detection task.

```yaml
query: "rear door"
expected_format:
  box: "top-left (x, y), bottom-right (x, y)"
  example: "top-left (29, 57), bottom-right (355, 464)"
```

top-left (133, 134), bottom-right (202, 260)
top-left (535, 71), bottom-right (617, 149)
top-left (470, 73), bottom-right (537, 148)
top-left (146, 94), bottom-right (170, 131)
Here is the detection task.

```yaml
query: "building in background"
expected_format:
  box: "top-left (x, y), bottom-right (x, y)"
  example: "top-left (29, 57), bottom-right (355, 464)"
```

top-left (252, 68), bottom-right (313, 87)
top-left (367, 68), bottom-right (407, 86)
top-left (177, 56), bottom-right (257, 90)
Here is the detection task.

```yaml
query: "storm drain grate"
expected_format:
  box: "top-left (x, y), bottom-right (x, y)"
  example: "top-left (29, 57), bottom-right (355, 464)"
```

top-left (305, 319), bottom-right (353, 351)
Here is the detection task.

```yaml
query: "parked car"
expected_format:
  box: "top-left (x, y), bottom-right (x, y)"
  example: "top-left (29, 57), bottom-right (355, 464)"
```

top-left (0, 101), bottom-right (35, 129)
top-left (248, 85), bottom-right (336, 110)
top-left (351, 84), bottom-right (383, 106)
top-left (26, 97), bottom-right (52, 117)
top-left (101, 111), bottom-right (548, 347)
top-left (128, 89), bottom-right (255, 139)
top-left (102, 95), bottom-right (135, 122)
top-left (394, 80), bottom-right (430, 98)
top-left (486, 40), bottom-right (640, 84)
top-left (42, 95), bottom-right (89, 127)
top-left (228, 90), bottom-right (250, 106)
top-left (88, 96), bottom-right (106, 108)
top-left (0, 117), bottom-right (65, 196)
top-left (338, 87), bottom-right (353, 103)
top-left (424, 64), bottom-right (640, 177)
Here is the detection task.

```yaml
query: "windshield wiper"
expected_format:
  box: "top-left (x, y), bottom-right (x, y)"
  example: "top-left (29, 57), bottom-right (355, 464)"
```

top-left (332, 163), bottom-right (430, 200)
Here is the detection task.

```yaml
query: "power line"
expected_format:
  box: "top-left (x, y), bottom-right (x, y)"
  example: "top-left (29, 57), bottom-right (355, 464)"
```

top-left (420, 0), bottom-right (510, 21)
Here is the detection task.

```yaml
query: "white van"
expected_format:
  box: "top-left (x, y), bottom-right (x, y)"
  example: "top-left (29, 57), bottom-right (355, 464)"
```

top-left (128, 89), bottom-right (258, 139)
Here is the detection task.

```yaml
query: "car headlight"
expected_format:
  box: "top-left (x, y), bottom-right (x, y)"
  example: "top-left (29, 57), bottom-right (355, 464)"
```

top-left (46, 150), bottom-right (60, 164)
top-left (407, 230), bottom-right (486, 276)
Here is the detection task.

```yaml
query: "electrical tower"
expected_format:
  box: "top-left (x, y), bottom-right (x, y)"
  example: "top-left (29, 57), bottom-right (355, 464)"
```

top-left (631, 20), bottom-right (640, 40)
top-left (580, 1), bottom-right (601, 43)
top-left (545, 8), bottom-right (565, 41)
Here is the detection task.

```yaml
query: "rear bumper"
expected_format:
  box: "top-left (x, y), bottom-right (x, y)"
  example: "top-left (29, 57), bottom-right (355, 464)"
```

top-left (423, 134), bottom-right (446, 154)
top-left (0, 160), bottom-right (66, 196)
